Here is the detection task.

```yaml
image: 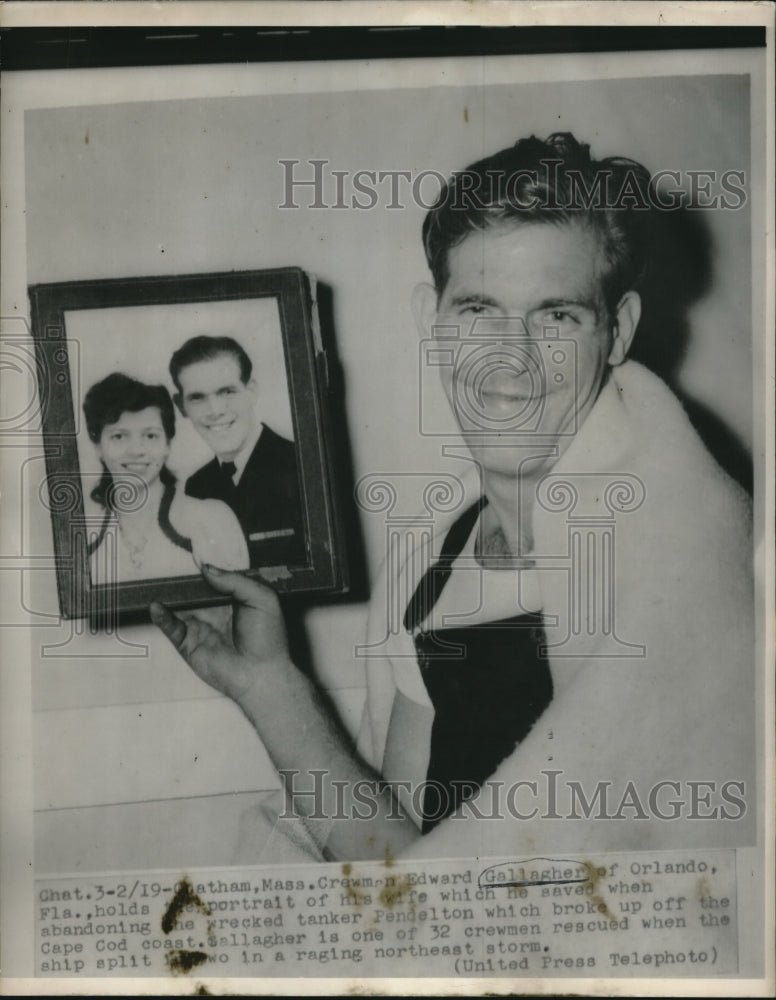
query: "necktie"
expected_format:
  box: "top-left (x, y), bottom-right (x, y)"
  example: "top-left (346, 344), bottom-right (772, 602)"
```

top-left (220, 460), bottom-right (237, 486)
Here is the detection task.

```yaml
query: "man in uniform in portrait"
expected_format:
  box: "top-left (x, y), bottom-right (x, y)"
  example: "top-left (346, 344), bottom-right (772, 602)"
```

top-left (169, 335), bottom-right (305, 568)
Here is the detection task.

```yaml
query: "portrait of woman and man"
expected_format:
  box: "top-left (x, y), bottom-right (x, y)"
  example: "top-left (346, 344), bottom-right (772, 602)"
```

top-left (82, 334), bottom-right (305, 585)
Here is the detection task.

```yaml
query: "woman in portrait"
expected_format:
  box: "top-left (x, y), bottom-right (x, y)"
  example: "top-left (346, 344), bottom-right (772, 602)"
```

top-left (83, 372), bottom-right (249, 583)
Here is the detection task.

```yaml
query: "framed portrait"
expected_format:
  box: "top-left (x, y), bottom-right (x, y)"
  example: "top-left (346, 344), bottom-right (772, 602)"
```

top-left (29, 267), bottom-right (347, 620)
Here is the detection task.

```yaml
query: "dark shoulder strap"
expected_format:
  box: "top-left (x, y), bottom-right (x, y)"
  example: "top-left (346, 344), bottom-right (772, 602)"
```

top-left (85, 507), bottom-right (112, 557)
top-left (159, 479), bottom-right (193, 553)
top-left (402, 495), bottom-right (488, 633)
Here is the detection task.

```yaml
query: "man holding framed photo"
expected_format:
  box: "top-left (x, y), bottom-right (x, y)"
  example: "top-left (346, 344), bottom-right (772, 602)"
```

top-left (169, 335), bottom-right (306, 568)
top-left (152, 132), bottom-right (754, 864)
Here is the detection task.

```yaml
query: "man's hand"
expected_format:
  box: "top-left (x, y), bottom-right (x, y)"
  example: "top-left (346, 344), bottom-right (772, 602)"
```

top-left (150, 564), bottom-right (290, 703)
top-left (152, 564), bottom-right (422, 862)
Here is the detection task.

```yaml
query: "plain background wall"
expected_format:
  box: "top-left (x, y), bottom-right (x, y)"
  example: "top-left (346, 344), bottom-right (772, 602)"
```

top-left (21, 65), bottom-right (754, 871)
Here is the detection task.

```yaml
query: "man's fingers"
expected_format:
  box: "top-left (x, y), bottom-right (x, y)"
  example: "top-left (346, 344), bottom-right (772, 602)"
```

top-left (150, 601), bottom-right (188, 650)
top-left (201, 564), bottom-right (279, 613)
top-left (192, 603), bottom-right (233, 634)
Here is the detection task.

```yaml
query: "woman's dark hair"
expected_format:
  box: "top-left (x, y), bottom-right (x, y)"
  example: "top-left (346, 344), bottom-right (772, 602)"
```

top-left (83, 374), bottom-right (191, 558)
top-left (83, 373), bottom-right (177, 511)
top-left (83, 372), bottom-right (176, 444)
top-left (422, 132), bottom-right (653, 315)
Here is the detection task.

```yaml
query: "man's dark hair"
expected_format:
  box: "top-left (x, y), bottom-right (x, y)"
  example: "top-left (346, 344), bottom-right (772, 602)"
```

top-left (83, 372), bottom-right (176, 443)
top-left (423, 132), bottom-right (652, 314)
top-left (169, 335), bottom-right (253, 393)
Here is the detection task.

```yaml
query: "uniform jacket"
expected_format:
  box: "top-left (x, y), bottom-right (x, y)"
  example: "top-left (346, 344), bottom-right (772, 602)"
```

top-left (185, 424), bottom-right (305, 567)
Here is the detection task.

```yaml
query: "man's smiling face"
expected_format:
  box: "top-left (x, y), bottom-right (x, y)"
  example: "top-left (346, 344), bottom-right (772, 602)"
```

top-left (433, 220), bottom-right (624, 479)
top-left (176, 353), bottom-right (258, 461)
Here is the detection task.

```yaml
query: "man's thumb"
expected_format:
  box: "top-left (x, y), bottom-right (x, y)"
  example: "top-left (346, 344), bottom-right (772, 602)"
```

top-left (201, 564), bottom-right (279, 612)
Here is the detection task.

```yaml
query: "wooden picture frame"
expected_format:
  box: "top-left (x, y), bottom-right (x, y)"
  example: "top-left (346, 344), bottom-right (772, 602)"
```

top-left (29, 267), bottom-right (347, 621)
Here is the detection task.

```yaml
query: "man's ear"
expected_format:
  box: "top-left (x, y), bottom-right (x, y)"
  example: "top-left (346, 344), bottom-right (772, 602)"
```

top-left (411, 282), bottom-right (439, 338)
top-left (172, 392), bottom-right (185, 416)
top-left (245, 378), bottom-right (258, 397)
top-left (608, 290), bottom-right (641, 366)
